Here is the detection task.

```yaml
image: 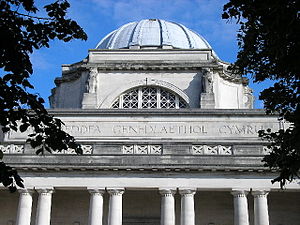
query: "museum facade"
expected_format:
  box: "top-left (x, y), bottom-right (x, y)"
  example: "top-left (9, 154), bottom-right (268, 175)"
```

top-left (1, 19), bottom-right (299, 225)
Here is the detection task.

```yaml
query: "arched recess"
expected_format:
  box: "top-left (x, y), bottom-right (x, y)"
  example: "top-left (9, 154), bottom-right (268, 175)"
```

top-left (99, 79), bottom-right (190, 108)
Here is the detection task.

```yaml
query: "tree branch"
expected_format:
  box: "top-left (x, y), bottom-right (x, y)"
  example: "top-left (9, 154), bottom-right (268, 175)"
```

top-left (13, 11), bottom-right (54, 21)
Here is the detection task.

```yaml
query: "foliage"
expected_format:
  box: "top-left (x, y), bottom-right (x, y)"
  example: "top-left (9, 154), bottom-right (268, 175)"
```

top-left (223, 0), bottom-right (300, 187)
top-left (0, 0), bottom-right (87, 191)
top-left (0, 161), bottom-right (24, 193)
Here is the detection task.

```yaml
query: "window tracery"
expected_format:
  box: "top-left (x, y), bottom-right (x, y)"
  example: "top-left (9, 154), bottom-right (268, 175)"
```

top-left (111, 86), bottom-right (187, 109)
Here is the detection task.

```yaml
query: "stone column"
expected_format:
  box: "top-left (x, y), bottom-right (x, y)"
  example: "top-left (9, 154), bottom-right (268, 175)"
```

top-left (88, 188), bottom-right (105, 225)
top-left (252, 190), bottom-right (270, 225)
top-left (16, 189), bottom-right (34, 225)
top-left (231, 190), bottom-right (250, 225)
top-left (179, 189), bottom-right (196, 225)
top-left (159, 189), bottom-right (176, 225)
top-left (35, 188), bottom-right (54, 225)
top-left (107, 188), bottom-right (124, 225)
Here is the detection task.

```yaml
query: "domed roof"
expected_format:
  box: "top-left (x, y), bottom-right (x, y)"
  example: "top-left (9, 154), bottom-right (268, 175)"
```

top-left (96, 19), bottom-right (213, 50)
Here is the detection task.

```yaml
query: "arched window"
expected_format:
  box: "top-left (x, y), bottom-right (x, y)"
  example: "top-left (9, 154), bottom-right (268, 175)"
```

top-left (111, 86), bottom-right (188, 109)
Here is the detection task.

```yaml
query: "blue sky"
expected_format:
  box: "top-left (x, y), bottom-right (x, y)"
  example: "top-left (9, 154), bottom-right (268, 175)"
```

top-left (29, 0), bottom-right (269, 108)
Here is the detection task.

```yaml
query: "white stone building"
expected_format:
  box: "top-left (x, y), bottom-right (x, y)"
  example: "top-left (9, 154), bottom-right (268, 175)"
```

top-left (1, 19), bottom-right (299, 225)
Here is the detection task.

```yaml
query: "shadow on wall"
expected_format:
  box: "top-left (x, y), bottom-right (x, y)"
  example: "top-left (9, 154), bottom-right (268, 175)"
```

top-left (183, 72), bottom-right (202, 108)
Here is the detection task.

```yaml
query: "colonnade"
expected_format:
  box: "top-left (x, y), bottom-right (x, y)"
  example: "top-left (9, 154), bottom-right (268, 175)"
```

top-left (15, 188), bottom-right (270, 225)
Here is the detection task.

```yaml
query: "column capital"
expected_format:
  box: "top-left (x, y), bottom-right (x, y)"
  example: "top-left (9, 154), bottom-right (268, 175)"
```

top-left (88, 188), bottom-right (105, 195)
top-left (252, 189), bottom-right (270, 197)
top-left (35, 188), bottom-right (54, 195)
top-left (231, 189), bottom-right (249, 198)
top-left (159, 188), bottom-right (176, 196)
top-left (107, 188), bottom-right (124, 196)
top-left (179, 189), bottom-right (196, 196)
top-left (18, 188), bottom-right (34, 194)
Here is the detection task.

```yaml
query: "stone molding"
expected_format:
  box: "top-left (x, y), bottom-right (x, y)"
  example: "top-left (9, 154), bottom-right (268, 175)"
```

top-left (45, 108), bottom-right (272, 116)
top-left (0, 144), bottom-right (24, 154)
top-left (14, 166), bottom-right (271, 173)
top-left (122, 144), bottom-right (162, 155)
top-left (192, 145), bottom-right (232, 155)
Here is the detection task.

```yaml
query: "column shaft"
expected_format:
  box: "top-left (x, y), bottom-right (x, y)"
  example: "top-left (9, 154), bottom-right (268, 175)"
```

top-left (160, 189), bottom-right (176, 225)
top-left (179, 189), bottom-right (195, 225)
top-left (35, 189), bottom-right (53, 225)
top-left (88, 189), bottom-right (105, 225)
top-left (108, 189), bottom-right (124, 225)
top-left (16, 189), bottom-right (33, 225)
top-left (231, 190), bottom-right (249, 225)
top-left (252, 190), bottom-right (269, 225)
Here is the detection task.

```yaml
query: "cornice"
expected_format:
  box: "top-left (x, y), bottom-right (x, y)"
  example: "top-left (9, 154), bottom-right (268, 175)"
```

top-left (88, 48), bottom-right (214, 52)
top-left (219, 69), bottom-right (244, 84)
top-left (13, 165), bottom-right (276, 174)
top-left (56, 62), bottom-right (245, 87)
top-left (61, 61), bottom-right (221, 73)
top-left (46, 108), bottom-right (274, 117)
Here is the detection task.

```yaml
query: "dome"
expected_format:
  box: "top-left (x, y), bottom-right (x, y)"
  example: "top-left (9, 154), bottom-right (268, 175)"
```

top-left (96, 19), bottom-right (213, 50)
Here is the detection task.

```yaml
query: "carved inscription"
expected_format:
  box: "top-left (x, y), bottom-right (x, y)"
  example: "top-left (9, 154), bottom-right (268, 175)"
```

top-left (6, 120), bottom-right (277, 140)
top-left (113, 124), bottom-right (207, 135)
top-left (61, 122), bottom-right (271, 137)
top-left (218, 124), bottom-right (265, 135)
top-left (63, 125), bottom-right (102, 134)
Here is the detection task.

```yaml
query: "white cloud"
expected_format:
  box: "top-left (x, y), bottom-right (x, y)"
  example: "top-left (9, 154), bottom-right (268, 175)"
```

top-left (30, 51), bottom-right (54, 71)
top-left (91, 0), bottom-right (225, 23)
top-left (89, 0), bottom-right (238, 43)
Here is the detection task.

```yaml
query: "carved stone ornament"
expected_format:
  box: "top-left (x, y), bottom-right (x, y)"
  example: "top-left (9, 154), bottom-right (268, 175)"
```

top-left (0, 144), bottom-right (24, 154)
top-left (262, 146), bottom-right (272, 155)
top-left (122, 144), bottom-right (162, 155)
top-left (202, 69), bottom-right (213, 93)
top-left (53, 145), bottom-right (93, 155)
top-left (85, 67), bottom-right (98, 93)
top-left (243, 86), bottom-right (254, 108)
top-left (192, 145), bottom-right (232, 155)
top-left (55, 70), bottom-right (83, 85)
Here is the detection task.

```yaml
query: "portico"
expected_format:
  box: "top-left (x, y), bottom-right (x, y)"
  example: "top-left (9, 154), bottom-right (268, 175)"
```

top-left (13, 183), bottom-right (298, 225)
